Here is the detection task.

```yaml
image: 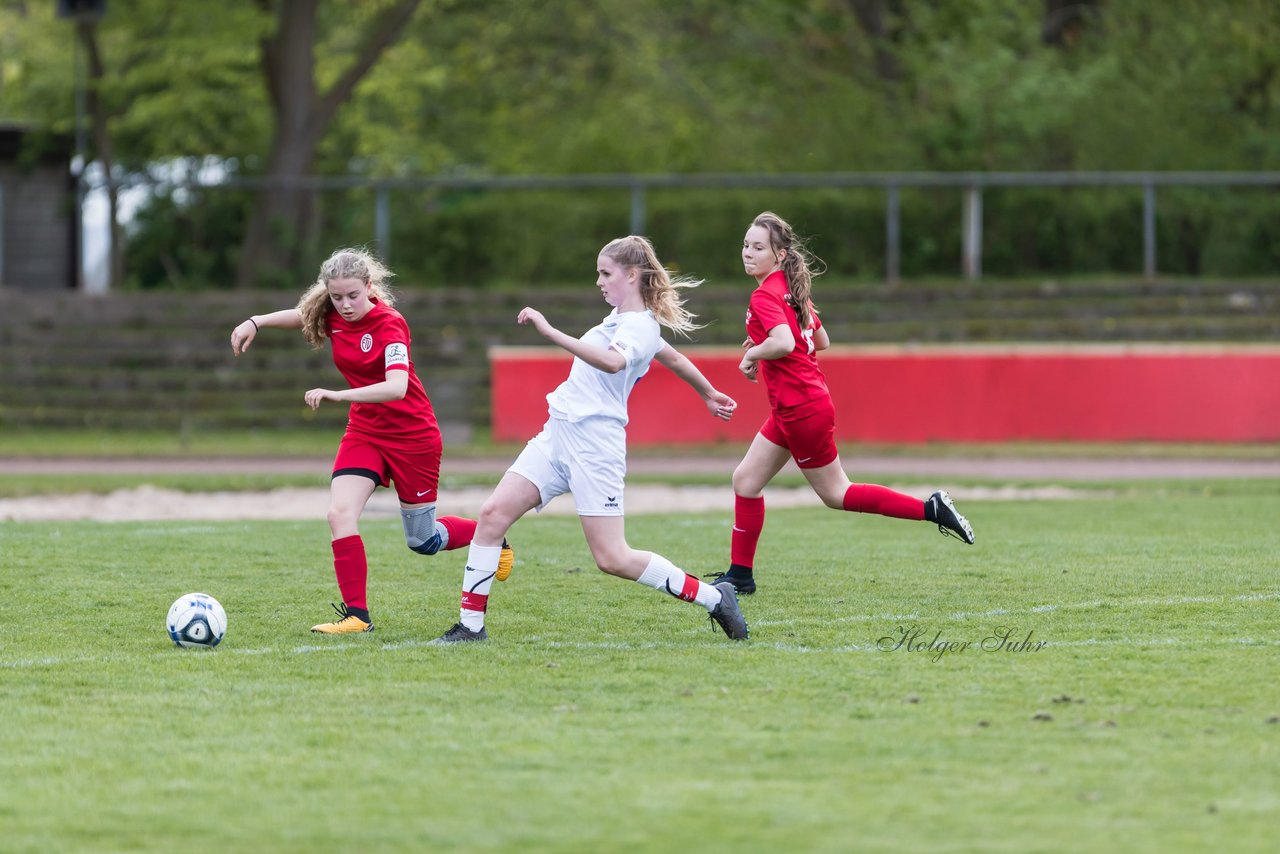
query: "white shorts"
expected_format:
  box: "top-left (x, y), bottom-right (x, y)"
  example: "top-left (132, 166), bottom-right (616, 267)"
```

top-left (508, 416), bottom-right (627, 516)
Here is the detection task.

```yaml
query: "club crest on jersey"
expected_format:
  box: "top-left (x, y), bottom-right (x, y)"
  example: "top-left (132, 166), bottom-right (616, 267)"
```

top-left (360, 333), bottom-right (373, 353)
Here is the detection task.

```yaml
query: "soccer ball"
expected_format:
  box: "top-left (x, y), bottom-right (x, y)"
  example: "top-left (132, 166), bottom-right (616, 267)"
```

top-left (166, 593), bottom-right (227, 648)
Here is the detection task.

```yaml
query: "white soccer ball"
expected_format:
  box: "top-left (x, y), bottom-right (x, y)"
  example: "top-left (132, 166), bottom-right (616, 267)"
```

top-left (166, 593), bottom-right (227, 648)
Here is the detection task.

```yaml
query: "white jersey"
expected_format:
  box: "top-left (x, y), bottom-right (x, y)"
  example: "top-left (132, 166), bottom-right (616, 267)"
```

top-left (546, 308), bottom-right (665, 425)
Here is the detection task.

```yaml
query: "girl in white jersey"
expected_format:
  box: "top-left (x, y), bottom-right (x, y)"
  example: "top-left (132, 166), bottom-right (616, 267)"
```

top-left (432, 236), bottom-right (750, 644)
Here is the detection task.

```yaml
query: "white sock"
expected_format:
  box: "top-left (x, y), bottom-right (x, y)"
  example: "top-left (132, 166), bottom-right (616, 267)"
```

top-left (460, 544), bottom-right (501, 631)
top-left (634, 552), bottom-right (722, 611)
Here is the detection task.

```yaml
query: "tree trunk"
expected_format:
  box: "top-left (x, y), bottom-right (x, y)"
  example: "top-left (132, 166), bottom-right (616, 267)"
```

top-left (1042, 0), bottom-right (1101, 48)
top-left (234, 0), bottom-right (422, 289)
top-left (845, 0), bottom-right (904, 84)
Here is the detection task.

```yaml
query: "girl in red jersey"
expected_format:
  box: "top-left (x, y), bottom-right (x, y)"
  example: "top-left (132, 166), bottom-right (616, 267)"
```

top-left (229, 248), bottom-right (510, 633)
top-left (710, 212), bottom-right (974, 596)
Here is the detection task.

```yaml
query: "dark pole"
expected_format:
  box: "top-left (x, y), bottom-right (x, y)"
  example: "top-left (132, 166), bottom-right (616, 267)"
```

top-left (58, 0), bottom-right (107, 292)
top-left (1143, 182), bottom-right (1157, 280)
top-left (72, 25), bottom-right (86, 291)
top-left (885, 185), bottom-right (900, 284)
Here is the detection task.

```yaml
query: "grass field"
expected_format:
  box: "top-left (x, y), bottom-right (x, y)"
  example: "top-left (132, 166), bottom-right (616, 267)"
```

top-left (2, 487), bottom-right (1279, 852)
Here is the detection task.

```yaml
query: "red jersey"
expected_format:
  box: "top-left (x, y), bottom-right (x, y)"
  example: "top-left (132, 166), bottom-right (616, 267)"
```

top-left (746, 270), bottom-right (828, 413)
top-left (327, 300), bottom-right (439, 446)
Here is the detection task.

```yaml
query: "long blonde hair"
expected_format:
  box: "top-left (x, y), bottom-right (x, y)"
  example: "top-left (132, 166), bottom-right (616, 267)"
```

top-left (600, 235), bottom-right (702, 338)
top-left (296, 248), bottom-right (396, 348)
top-left (750, 211), bottom-right (824, 329)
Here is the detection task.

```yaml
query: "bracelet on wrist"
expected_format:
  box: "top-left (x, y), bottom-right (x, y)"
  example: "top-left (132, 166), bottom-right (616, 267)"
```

top-left (247, 318), bottom-right (259, 331)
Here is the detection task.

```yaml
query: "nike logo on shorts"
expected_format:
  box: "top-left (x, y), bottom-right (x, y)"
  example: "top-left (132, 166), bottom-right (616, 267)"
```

top-left (797, 457), bottom-right (813, 463)
top-left (416, 490), bottom-right (430, 497)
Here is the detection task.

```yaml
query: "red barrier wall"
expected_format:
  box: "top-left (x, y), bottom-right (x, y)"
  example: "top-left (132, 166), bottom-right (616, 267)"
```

top-left (490, 345), bottom-right (1280, 444)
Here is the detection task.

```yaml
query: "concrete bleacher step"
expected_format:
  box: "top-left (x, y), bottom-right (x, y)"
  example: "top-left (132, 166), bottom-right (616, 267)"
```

top-left (2, 280), bottom-right (1276, 430)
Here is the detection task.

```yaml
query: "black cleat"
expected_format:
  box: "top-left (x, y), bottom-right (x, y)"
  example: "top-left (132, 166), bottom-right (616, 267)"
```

top-left (703, 568), bottom-right (756, 595)
top-left (928, 490), bottom-right (975, 544)
top-left (430, 622), bottom-right (488, 644)
top-left (708, 582), bottom-right (750, 641)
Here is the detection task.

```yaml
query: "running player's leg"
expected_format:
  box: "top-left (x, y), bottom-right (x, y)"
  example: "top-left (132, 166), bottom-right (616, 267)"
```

top-left (802, 457), bottom-right (923, 518)
top-left (400, 501), bottom-right (478, 554)
top-left (434, 470), bottom-right (544, 644)
top-left (783, 409), bottom-right (972, 545)
top-left (801, 457), bottom-right (975, 544)
top-left (718, 427), bottom-right (791, 594)
top-left (387, 440), bottom-right (480, 555)
top-left (780, 401), bottom-right (934, 523)
top-left (313, 472), bottom-right (379, 633)
top-left (580, 515), bottom-right (748, 640)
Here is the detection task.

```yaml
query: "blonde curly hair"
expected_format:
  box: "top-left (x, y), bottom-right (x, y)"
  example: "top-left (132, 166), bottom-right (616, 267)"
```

top-left (296, 248), bottom-right (396, 348)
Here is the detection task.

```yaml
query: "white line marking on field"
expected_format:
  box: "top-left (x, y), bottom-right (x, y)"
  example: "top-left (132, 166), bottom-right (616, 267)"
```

top-left (2, 591), bottom-right (1276, 669)
top-left (815, 591), bottom-right (1280, 629)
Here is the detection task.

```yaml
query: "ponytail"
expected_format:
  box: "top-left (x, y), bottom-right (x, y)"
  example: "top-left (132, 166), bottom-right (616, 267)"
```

top-left (751, 211), bottom-right (824, 328)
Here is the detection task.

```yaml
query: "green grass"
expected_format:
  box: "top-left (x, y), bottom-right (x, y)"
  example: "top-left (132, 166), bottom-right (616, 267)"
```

top-left (0, 471), bottom-right (511, 499)
top-left (1, 471), bottom-right (1277, 500)
top-left (2, 492), bottom-right (1279, 852)
top-left (0, 428), bottom-right (341, 458)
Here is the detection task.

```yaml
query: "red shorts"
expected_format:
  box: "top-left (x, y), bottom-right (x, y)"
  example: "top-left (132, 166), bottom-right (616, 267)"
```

top-left (759, 399), bottom-right (838, 469)
top-left (332, 431), bottom-right (441, 504)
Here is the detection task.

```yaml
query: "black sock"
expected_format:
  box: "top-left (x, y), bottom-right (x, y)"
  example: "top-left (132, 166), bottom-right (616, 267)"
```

top-left (725, 563), bottom-right (754, 580)
top-left (923, 498), bottom-right (938, 524)
top-left (346, 605), bottom-right (371, 622)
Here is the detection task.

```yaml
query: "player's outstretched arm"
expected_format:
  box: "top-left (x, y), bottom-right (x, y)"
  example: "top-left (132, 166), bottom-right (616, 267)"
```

top-left (655, 344), bottom-right (737, 421)
top-left (517, 306), bottom-right (626, 373)
top-left (230, 308), bottom-right (304, 355)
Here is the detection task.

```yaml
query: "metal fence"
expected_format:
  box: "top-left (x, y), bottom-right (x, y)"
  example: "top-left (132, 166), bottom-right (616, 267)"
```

top-left (90, 170), bottom-right (1280, 283)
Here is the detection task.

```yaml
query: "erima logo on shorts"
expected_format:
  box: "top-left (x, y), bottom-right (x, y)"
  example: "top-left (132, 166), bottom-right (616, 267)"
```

top-left (604, 495), bottom-right (619, 509)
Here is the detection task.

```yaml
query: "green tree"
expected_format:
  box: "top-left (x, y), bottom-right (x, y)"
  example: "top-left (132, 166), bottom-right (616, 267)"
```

top-left (234, 0), bottom-right (424, 288)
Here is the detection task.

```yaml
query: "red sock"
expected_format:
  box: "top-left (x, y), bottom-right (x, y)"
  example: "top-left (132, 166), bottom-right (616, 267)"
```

top-left (438, 516), bottom-right (477, 551)
top-left (842, 484), bottom-right (925, 520)
top-left (731, 495), bottom-right (766, 569)
top-left (331, 534), bottom-right (368, 610)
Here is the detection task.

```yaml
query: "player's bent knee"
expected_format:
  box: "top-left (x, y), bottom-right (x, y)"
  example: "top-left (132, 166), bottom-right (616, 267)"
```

top-left (401, 504), bottom-right (446, 556)
top-left (407, 531), bottom-right (444, 555)
top-left (732, 468), bottom-right (766, 498)
top-left (819, 490), bottom-right (845, 509)
top-left (477, 500), bottom-right (517, 531)
top-left (326, 506), bottom-right (360, 531)
top-left (589, 545), bottom-right (638, 578)
top-left (594, 559), bottom-right (630, 578)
